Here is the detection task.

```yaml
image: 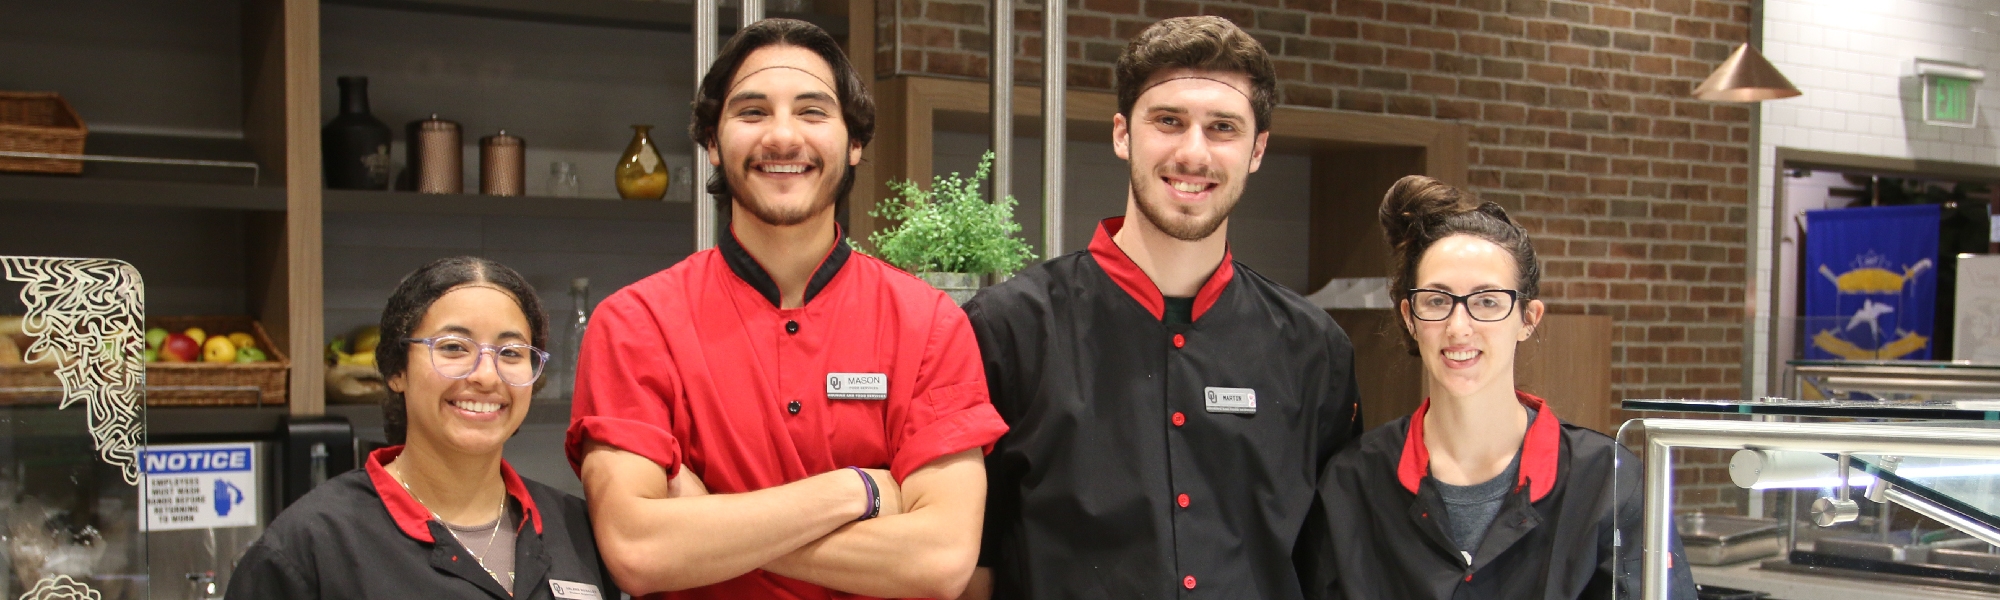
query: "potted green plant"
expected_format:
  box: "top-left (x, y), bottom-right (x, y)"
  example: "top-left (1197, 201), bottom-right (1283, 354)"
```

top-left (869, 150), bottom-right (1037, 304)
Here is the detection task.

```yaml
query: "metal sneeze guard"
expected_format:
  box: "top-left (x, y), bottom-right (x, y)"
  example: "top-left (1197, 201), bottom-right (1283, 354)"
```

top-left (1622, 418), bottom-right (2000, 599)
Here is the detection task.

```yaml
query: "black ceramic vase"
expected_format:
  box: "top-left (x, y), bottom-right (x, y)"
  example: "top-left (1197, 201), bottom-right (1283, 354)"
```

top-left (323, 76), bottom-right (392, 190)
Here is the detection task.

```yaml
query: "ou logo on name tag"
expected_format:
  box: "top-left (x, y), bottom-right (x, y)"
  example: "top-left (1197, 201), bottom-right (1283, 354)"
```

top-left (1204, 387), bottom-right (1257, 414)
top-left (827, 373), bottom-right (889, 400)
top-left (550, 580), bottom-right (602, 600)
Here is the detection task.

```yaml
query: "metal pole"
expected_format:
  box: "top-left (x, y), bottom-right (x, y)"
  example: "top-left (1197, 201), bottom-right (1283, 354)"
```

top-left (694, 0), bottom-right (719, 251)
top-left (741, 0), bottom-right (764, 23)
top-left (990, 0), bottom-right (1012, 204)
top-left (1642, 436), bottom-right (1674, 600)
top-left (1041, 0), bottom-right (1066, 257)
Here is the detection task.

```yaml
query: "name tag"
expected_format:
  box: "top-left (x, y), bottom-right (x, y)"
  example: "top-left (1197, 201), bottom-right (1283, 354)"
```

top-left (827, 373), bottom-right (889, 400)
top-left (550, 580), bottom-right (603, 600)
top-left (1204, 387), bottom-right (1257, 414)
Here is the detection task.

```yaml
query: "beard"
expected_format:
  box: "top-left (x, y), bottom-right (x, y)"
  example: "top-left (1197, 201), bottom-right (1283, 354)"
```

top-left (729, 150), bottom-right (842, 227)
top-left (1128, 163), bottom-right (1244, 242)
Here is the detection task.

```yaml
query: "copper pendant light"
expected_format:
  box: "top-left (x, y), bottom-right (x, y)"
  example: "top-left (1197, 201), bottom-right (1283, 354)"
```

top-left (1693, 43), bottom-right (1802, 102)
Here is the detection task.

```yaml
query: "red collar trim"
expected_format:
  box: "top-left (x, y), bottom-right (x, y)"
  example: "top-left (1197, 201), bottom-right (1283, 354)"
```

top-left (1396, 391), bottom-right (1561, 502)
top-left (1086, 217), bottom-right (1236, 322)
top-left (366, 446), bottom-right (544, 543)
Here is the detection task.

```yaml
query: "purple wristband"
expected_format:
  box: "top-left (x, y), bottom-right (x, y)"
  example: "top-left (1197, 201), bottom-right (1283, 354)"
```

top-left (848, 466), bottom-right (881, 521)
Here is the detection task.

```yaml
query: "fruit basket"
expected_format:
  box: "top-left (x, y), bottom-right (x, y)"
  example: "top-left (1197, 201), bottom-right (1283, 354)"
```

top-left (142, 316), bottom-right (290, 406)
top-left (0, 315), bottom-right (288, 407)
top-left (325, 325), bottom-right (386, 405)
top-left (0, 91), bottom-right (87, 175)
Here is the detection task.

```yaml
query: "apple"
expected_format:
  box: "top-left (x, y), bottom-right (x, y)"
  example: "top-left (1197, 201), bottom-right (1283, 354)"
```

top-left (145, 328), bottom-right (168, 350)
top-left (235, 347), bottom-right (266, 363)
top-left (227, 332), bottom-right (257, 351)
top-left (202, 336), bottom-right (236, 363)
top-left (183, 328), bottom-right (207, 346)
top-left (160, 333), bottom-right (199, 362)
top-left (142, 348), bottom-right (158, 363)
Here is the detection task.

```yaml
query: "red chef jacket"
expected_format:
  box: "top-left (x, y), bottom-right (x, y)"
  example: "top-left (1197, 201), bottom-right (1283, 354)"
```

top-left (566, 226), bottom-right (1008, 600)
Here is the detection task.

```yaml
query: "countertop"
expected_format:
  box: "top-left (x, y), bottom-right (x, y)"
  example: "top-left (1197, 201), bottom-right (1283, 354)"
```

top-left (1693, 560), bottom-right (1998, 599)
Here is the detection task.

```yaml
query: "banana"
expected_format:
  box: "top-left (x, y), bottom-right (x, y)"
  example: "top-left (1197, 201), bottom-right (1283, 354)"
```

top-left (0, 335), bottom-right (20, 365)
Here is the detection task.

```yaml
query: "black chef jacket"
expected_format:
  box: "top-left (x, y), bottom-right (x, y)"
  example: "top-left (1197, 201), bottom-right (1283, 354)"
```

top-left (965, 217), bottom-right (1363, 599)
top-left (225, 446), bottom-right (619, 600)
top-left (1315, 392), bottom-right (1697, 599)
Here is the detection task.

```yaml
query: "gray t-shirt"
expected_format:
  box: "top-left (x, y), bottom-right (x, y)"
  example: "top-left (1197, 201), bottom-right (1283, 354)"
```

top-left (1434, 405), bottom-right (1539, 561)
top-left (443, 500), bottom-right (518, 594)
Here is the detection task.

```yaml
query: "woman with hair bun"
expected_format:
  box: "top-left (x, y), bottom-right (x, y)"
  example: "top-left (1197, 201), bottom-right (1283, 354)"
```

top-left (1312, 176), bottom-right (1695, 598)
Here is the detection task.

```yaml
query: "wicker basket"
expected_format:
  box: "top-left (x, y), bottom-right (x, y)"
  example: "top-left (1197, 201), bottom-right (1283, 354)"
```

top-left (0, 92), bottom-right (87, 175)
top-left (0, 316), bottom-right (289, 407)
top-left (143, 316), bottom-right (290, 406)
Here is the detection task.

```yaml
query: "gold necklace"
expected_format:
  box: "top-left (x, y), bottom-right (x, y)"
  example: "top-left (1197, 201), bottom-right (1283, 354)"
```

top-left (392, 464), bottom-right (513, 587)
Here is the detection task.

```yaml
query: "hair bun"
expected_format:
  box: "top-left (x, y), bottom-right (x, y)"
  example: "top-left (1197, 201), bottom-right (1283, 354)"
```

top-left (1377, 175), bottom-right (1473, 250)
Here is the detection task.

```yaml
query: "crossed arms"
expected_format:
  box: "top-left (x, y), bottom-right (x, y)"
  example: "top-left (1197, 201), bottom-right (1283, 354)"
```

top-left (580, 443), bottom-right (987, 599)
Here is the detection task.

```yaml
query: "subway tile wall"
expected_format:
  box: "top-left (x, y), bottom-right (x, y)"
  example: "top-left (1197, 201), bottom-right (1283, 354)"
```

top-left (1750, 0), bottom-right (2000, 396)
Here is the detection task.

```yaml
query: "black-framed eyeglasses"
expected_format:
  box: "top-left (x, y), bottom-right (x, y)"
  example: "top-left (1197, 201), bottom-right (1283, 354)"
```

top-left (1406, 289), bottom-right (1520, 322)
top-left (404, 335), bottom-right (550, 387)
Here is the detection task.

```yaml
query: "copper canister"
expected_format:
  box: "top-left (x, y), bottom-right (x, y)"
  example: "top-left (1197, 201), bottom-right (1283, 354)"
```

top-left (480, 130), bottom-right (525, 196)
top-left (409, 114), bottom-right (462, 194)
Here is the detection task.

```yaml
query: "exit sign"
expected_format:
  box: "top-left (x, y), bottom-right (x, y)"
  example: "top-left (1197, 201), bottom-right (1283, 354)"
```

top-left (1918, 60), bottom-right (1983, 128)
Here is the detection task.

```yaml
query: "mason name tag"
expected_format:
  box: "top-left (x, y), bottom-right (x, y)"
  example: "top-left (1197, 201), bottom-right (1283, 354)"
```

top-left (550, 580), bottom-right (603, 600)
top-left (1205, 387), bottom-right (1257, 414)
top-left (827, 373), bottom-right (889, 400)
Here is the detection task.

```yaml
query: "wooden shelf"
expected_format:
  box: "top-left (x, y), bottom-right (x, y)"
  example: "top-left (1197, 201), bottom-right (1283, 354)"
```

top-left (0, 132), bottom-right (282, 211)
top-left (324, 189), bottom-right (692, 222)
top-left (324, 0), bottom-right (847, 35)
top-left (143, 399), bottom-right (568, 438)
top-left (0, 173), bottom-right (285, 211)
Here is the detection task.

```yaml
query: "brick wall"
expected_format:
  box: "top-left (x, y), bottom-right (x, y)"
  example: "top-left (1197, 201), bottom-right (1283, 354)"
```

top-left (878, 0), bottom-right (1755, 509)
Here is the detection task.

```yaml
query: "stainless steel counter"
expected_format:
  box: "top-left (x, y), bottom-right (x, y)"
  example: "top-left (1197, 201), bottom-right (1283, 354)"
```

top-left (1693, 561), bottom-right (1996, 599)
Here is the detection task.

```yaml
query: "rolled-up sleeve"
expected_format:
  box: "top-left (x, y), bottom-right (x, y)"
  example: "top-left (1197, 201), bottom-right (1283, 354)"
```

top-left (565, 292), bottom-right (684, 477)
top-left (888, 295), bottom-right (1009, 482)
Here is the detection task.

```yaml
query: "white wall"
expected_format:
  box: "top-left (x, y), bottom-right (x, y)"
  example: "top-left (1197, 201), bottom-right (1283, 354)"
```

top-left (1751, 0), bottom-right (2000, 395)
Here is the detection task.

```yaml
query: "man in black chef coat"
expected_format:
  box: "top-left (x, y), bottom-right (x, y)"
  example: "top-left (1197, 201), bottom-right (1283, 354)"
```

top-left (961, 16), bottom-right (1362, 600)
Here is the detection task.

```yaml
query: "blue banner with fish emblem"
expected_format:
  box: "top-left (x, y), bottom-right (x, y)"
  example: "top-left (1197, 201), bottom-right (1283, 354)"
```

top-left (1803, 204), bottom-right (1938, 361)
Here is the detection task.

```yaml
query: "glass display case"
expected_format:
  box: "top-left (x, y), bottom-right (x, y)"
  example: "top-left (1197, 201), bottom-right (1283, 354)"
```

top-left (1621, 363), bottom-right (2000, 599)
top-left (0, 257), bottom-right (149, 600)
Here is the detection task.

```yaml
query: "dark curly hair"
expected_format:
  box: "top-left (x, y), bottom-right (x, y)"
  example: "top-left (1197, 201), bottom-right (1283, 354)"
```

top-left (1378, 175), bottom-right (1542, 355)
top-left (689, 18), bottom-right (875, 215)
top-left (378, 256), bottom-right (548, 445)
top-left (1115, 16), bottom-right (1279, 133)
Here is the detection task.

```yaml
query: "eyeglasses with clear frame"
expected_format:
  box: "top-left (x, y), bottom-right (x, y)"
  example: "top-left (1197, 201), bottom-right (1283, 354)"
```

top-left (1406, 289), bottom-right (1520, 322)
top-left (404, 335), bottom-right (549, 387)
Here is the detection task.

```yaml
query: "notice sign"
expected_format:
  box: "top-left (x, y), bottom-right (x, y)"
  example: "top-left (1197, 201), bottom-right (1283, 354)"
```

top-left (142, 443), bottom-right (258, 531)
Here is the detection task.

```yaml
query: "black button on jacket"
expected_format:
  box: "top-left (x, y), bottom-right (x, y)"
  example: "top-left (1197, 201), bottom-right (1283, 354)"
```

top-left (1314, 393), bottom-right (1698, 600)
top-left (966, 217), bottom-right (1363, 599)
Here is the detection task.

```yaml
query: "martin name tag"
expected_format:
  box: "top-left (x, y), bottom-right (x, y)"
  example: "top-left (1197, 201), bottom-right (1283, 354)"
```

top-left (827, 373), bottom-right (889, 400)
top-left (550, 580), bottom-right (603, 600)
top-left (1204, 387), bottom-right (1257, 414)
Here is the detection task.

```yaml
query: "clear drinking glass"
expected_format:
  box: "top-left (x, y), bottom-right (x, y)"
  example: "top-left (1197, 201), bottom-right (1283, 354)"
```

top-left (548, 161), bottom-right (580, 197)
